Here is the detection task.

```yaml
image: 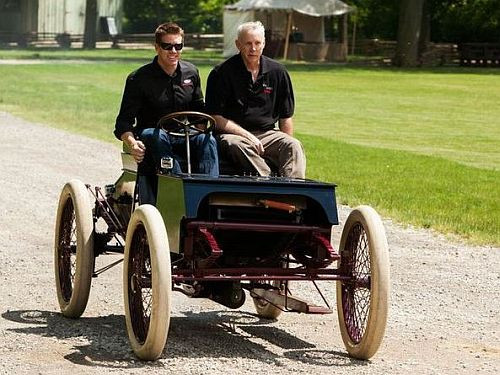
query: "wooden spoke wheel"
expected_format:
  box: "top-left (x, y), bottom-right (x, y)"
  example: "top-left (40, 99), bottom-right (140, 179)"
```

top-left (123, 205), bottom-right (171, 360)
top-left (54, 179), bottom-right (94, 318)
top-left (337, 205), bottom-right (390, 360)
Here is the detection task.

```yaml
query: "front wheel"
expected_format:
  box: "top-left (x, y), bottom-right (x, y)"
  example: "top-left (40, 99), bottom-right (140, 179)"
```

top-left (54, 179), bottom-right (94, 318)
top-left (336, 205), bottom-right (390, 360)
top-left (123, 205), bottom-right (171, 360)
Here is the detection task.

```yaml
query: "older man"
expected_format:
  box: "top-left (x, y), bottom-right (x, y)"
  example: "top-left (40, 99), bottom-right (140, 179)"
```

top-left (206, 21), bottom-right (306, 178)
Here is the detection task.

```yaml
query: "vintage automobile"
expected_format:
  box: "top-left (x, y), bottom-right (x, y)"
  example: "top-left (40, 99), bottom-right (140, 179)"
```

top-left (54, 112), bottom-right (390, 361)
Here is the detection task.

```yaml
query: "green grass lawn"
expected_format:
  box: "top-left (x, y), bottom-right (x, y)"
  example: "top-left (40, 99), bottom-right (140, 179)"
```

top-left (291, 65), bottom-right (500, 170)
top-left (1, 48), bottom-right (498, 245)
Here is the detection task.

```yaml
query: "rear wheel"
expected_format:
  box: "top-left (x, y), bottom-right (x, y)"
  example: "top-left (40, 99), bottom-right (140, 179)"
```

top-left (123, 205), bottom-right (171, 360)
top-left (54, 179), bottom-right (94, 318)
top-left (336, 205), bottom-right (390, 360)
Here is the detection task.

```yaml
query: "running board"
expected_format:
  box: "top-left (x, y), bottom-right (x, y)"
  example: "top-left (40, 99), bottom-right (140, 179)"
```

top-left (251, 289), bottom-right (332, 314)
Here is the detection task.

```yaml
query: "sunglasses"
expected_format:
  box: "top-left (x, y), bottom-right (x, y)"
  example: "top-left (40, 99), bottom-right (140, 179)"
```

top-left (159, 42), bottom-right (183, 51)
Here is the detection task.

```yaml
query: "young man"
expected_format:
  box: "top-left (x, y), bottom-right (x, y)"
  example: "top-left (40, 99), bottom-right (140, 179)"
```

top-left (205, 21), bottom-right (305, 178)
top-left (114, 22), bottom-right (219, 203)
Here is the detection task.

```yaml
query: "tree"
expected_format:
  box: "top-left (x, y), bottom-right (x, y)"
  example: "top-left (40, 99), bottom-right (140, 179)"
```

top-left (430, 0), bottom-right (500, 43)
top-left (123, 0), bottom-right (199, 33)
top-left (123, 0), bottom-right (231, 33)
top-left (193, 0), bottom-right (234, 33)
top-left (394, 0), bottom-right (425, 67)
top-left (121, 0), bottom-right (500, 44)
top-left (83, 0), bottom-right (97, 49)
top-left (348, 0), bottom-right (500, 44)
top-left (348, 0), bottom-right (399, 40)
top-left (394, 0), bottom-right (500, 66)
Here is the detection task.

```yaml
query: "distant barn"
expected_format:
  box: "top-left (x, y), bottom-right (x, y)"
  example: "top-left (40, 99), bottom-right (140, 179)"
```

top-left (0, 0), bottom-right (122, 45)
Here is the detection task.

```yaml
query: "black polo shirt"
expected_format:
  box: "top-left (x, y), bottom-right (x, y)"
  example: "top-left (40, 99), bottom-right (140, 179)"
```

top-left (114, 57), bottom-right (204, 139)
top-left (205, 54), bottom-right (294, 132)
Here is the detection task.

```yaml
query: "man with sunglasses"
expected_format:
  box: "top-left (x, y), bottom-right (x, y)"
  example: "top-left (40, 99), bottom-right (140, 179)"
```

top-left (205, 21), bottom-right (305, 179)
top-left (114, 22), bottom-right (219, 204)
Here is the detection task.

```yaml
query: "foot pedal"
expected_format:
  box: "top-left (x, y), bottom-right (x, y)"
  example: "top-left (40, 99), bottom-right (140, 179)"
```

top-left (251, 289), bottom-right (332, 314)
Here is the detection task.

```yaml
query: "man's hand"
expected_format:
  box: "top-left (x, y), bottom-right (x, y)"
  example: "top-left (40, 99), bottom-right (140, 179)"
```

top-left (129, 140), bottom-right (146, 163)
top-left (213, 115), bottom-right (264, 155)
top-left (121, 131), bottom-right (146, 163)
top-left (246, 132), bottom-right (265, 155)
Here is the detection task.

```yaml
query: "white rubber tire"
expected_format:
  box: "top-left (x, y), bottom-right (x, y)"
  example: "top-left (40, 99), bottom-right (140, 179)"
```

top-left (336, 205), bottom-right (390, 360)
top-left (123, 205), bottom-right (171, 360)
top-left (54, 179), bottom-right (94, 318)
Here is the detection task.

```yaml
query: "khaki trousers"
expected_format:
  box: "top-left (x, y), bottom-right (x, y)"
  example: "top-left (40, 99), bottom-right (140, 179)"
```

top-left (218, 130), bottom-right (306, 178)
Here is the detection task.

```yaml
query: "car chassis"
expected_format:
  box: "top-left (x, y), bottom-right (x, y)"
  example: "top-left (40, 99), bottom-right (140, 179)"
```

top-left (54, 112), bottom-right (390, 361)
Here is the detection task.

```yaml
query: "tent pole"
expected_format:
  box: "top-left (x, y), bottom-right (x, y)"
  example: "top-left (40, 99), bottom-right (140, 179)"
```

top-left (351, 16), bottom-right (357, 55)
top-left (283, 11), bottom-right (293, 60)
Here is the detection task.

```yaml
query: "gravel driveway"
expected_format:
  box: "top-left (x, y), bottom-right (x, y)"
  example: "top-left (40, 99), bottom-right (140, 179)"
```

top-left (0, 111), bottom-right (498, 374)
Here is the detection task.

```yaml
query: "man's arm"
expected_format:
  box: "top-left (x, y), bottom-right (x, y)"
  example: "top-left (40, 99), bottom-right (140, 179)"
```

top-left (114, 74), bottom-right (146, 163)
top-left (213, 115), bottom-right (265, 155)
top-left (276, 69), bottom-right (295, 136)
top-left (279, 117), bottom-right (294, 136)
top-left (114, 74), bottom-right (142, 140)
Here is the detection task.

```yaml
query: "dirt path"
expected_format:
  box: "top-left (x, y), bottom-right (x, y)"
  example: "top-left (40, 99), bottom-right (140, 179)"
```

top-left (0, 111), bottom-right (498, 374)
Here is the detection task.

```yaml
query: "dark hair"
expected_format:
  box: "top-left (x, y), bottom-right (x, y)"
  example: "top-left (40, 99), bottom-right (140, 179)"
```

top-left (155, 22), bottom-right (184, 44)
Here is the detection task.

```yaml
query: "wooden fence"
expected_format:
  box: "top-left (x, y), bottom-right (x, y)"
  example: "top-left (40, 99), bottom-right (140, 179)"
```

top-left (4, 32), bottom-right (498, 68)
top-left (352, 39), bottom-right (460, 66)
top-left (459, 43), bottom-right (500, 67)
top-left (0, 31), bottom-right (223, 50)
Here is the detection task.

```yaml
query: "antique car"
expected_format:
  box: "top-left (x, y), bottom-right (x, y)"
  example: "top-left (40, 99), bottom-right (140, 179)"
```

top-left (54, 112), bottom-right (390, 361)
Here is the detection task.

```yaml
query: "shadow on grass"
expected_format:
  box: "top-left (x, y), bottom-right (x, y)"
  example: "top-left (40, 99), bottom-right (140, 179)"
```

top-left (1, 309), bottom-right (364, 369)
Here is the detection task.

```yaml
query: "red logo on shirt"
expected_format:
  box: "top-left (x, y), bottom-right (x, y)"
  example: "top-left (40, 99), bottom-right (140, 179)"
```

top-left (263, 84), bottom-right (273, 94)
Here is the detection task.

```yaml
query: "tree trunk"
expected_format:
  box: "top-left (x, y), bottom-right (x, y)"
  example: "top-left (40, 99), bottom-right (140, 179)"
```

top-left (83, 0), bottom-right (98, 49)
top-left (338, 14), bottom-right (348, 60)
top-left (394, 0), bottom-right (424, 67)
top-left (418, 0), bottom-right (431, 57)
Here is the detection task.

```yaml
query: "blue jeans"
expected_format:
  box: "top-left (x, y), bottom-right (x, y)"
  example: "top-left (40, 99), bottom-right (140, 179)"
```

top-left (138, 128), bottom-right (219, 176)
top-left (136, 128), bottom-right (219, 205)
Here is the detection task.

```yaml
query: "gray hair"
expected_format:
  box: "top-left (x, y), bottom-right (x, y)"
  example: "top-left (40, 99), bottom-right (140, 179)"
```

top-left (237, 21), bottom-right (265, 40)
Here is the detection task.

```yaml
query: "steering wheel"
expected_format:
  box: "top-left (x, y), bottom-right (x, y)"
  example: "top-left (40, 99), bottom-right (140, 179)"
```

top-left (155, 111), bottom-right (216, 175)
top-left (157, 111), bottom-right (216, 137)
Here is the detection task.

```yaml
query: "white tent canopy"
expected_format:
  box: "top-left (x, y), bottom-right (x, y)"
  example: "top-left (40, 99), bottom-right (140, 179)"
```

top-left (226, 0), bottom-right (354, 17)
top-left (223, 0), bottom-right (354, 59)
